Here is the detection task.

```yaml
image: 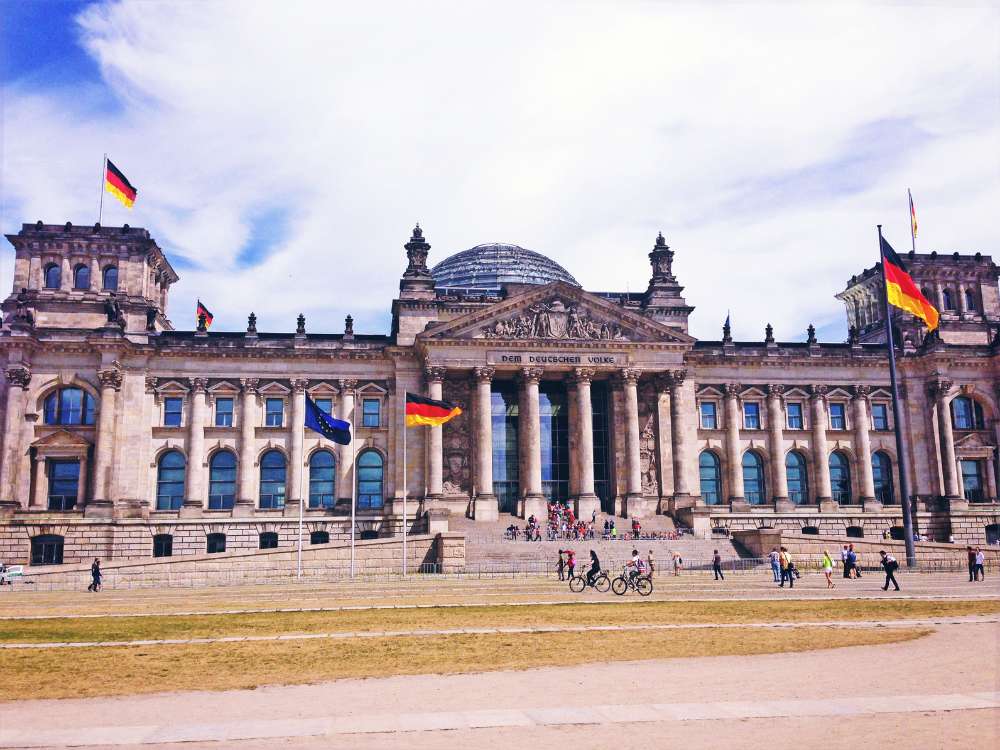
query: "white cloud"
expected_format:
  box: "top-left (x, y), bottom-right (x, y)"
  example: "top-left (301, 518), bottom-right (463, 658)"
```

top-left (2, 0), bottom-right (998, 340)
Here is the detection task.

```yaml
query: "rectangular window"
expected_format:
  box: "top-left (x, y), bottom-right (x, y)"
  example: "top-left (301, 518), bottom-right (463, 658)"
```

top-left (153, 534), bottom-right (173, 558)
top-left (265, 398), bottom-right (284, 427)
top-left (362, 398), bottom-right (380, 428)
top-left (786, 402), bottom-right (803, 430)
top-left (164, 397), bottom-right (183, 427)
top-left (871, 403), bottom-right (889, 431)
top-left (315, 398), bottom-right (333, 415)
top-left (829, 403), bottom-right (846, 430)
top-left (47, 460), bottom-right (80, 511)
top-left (699, 402), bottom-right (717, 429)
top-left (743, 402), bottom-right (760, 429)
top-left (215, 397), bottom-right (234, 427)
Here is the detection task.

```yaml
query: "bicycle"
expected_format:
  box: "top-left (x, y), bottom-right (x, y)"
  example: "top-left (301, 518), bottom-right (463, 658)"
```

top-left (611, 569), bottom-right (653, 596)
top-left (568, 569), bottom-right (611, 593)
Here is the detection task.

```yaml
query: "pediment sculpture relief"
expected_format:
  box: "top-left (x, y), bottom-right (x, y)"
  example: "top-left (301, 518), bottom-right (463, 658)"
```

top-left (480, 299), bottom-right (629, 341)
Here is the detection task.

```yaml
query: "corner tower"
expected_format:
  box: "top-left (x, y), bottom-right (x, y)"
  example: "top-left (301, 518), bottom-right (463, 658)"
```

top-left (641, 232), bottom-right (693, 333)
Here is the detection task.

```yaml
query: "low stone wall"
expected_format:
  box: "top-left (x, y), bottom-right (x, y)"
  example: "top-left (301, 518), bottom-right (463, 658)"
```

top-left (8, 532), bottom-right (466, 590)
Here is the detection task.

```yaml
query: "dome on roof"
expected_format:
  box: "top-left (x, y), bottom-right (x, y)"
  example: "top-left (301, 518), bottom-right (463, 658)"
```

top-left (431, 243), bottom-right (579, 290)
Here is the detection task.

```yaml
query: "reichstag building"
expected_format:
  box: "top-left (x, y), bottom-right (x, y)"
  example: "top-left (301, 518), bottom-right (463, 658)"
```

top-left (1, 221), bottom-right (998, 565)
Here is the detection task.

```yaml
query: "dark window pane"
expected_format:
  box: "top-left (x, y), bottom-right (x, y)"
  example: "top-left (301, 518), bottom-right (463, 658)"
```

top-left (153, 534), bottom-right (173, 557)
top-left (265, 398), bottom-right (284, 427)
top-left (315, 398), bottom-right (333, 415)
top-left (44, 264), bottom-right (60, 289)
top-left (102, 266), bottom-right (118, 291)
top-left (872, 451), bottom-right (894, 503)
top-left (74, 265), bottom-right (90, 289)
top-left (48, 460), bottom-right (80, 510)
top-left (208, 452), bottom-right (236, 509)
top-left (699, 451), bottom-right (721, 505)
top-left (700, 402), bottom-right (717, 429)
top-left (31, 534), bottom-right (64, 565)
top-left (871, 404), bottom-right (889, 431)
top-left (829, 403), bottom-right (846, 430)
top-left (742, 452), bottom-right (765, 504)
top-left (961, 459), bottom-right (985, 502)
top-left (786, 403), bottom-right (803, 430)
top-left (259, 450), bottom-right (286, 509)
top-left (743, 403), bottom-right (760, 429)
top-left (215, 398), bottom-right (234, 427)
top-left (491, 384), bottom-right (519, 514)
top-left (259, 532), bottom-right (278, 549)
top-left (164, 397), bottom-right (183, 426)
top-left (156, 450), bottom-right (186, 510)
top-left (786, 452), bottom-right (808, 504)
top-left (206, 533), bottom-right (226, 553)
top-left (310, 530), bottom-right (330, 545)
top-left (539, 383), bottom-right (569, 504)
top-left (362, 398), bottom-right (380, 427)
top-left (43, 392), bottom-right (59, 424)
top-left (309, 450), bottom-right (336, 508)
top-left (830, 452), bottom-right (852, 503)
top-left (357, 450), bottom-right (383, 509)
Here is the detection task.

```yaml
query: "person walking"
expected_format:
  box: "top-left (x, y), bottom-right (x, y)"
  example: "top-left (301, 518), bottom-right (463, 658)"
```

top-left (779, 547), bottom-right (794, 588)
top-left (647, 550), bottom-right (655, 578)
top-left (847, 544), bottom-right (861, 578)
top-left (974, 547), bottom-right (985, 581)
top-left (768, 547), bottom-right (781, 583)
top-left (557, 549), bottom-right (566, 581)
top-left (712, 549), bottom-right (724, 581)
top-left (967, 546), bottom-right (977, 582)
top-left (841, 544), bottom-right (851, 579)
top-left (879, 550), bottom-right (900, 591)
top-left (565, 549), bottom-right (576, 579)
top-left (87, 558), bottom-right (102, 592)
top-left (671, 551), bottom-right (683, 576)
top-left (821, 549), bottom-right (836, 589)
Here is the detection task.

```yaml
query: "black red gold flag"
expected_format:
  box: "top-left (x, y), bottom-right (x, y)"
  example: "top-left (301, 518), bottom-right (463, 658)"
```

top-left (880, 236), bottom-right (938, 331)
top-left (196, 299), bottom-right (214, 329)
top-left (404, 392), bottom-right (461, 427)
top-left (105, 159), bottom-right (137, 208)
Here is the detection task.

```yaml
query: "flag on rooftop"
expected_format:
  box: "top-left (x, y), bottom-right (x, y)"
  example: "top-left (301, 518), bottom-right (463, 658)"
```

top-left (908, 189), bottom-right (918, 240)
top-left (196, 299), bottom-right (214, 329)
top-left (104, 159), bottom-right (137, 208)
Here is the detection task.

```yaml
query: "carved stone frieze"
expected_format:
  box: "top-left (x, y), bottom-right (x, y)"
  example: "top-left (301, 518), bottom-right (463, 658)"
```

top-left (339, 379), bottom-right (358, 392)
top-left (928, 379), bottom-right (953, 399)
top-left (809, 384), bottom-right (829, 401)
top-left (766, 383), bottom-right (785, 399)
top-left (569, 367), bottom-right (595, 385)
top-left (520, 367), bottom-right (544, 384)
top-left (723, 383), bottom-right (742, 398)
top-left (97, 367), bottom-right (124, 391)
top-left (240, 377), bottom-right (259, 394)
top-left (290, 378), bottom-right (309, 393)
top-left (442, 377), bottom-right (471, 496)
top-left (4, 366), bottom-right (31, 388)
top-left (481, 298), bottom-right (628, 341)
top-left (473, 366), bottom-right (495, 383)
top-left (189, 377), bottom-right (209, 393)
top-left (425, 366), bottom-right (447, 384)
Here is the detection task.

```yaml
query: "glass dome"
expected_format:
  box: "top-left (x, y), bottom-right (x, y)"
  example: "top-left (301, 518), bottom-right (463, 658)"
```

top-left (431, 243), bottom-right (580, 290)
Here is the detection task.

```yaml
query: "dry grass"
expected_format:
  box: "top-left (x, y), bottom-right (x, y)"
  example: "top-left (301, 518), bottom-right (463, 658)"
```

top-left (0, 599), bottom-right (993, 644)
top-left (0, 626), bottom-right (929, 701)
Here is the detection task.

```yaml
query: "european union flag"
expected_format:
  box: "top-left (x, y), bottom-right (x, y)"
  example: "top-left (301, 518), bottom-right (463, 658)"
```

top-left (304, 395), bottom-right (351, 445)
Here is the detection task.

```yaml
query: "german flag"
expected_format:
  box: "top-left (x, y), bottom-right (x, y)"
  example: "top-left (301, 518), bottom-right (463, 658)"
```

top-left (405, 392), bottom-right (461, 427)
top-left (105, 159), bottom-right (137, 208)
top-left (196, 299), bottom-right (214, 329)
top-left (881, 236), bottom-right (938, 331)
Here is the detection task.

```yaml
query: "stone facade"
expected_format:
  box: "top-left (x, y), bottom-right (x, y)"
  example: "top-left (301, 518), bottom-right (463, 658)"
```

top-left (1, 222), bottom-right (999, 567)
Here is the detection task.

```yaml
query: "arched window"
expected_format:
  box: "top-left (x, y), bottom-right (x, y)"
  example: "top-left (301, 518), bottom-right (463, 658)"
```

top-left (44, 263), bottom-right (61, 289)
top-left (357, 450), bottom-right (384, 509)
top-left (785, 451), bottom-right (809, 504)
top-left (964, 288), bottom-right (977, 311)
top-left (153, 534), bottom-right (173, 557)
top-left (951, 396), bottom-right (985, 430)
top-left (102, 266), bottom-right (118, 291)
top-left (208, 451), bottom-right (236, 510)
top-left (259, 450), bottom-right (286, 509)
top-left (872, 451), bottom-right (894, 504)
top-left (73, 264), bottom-right (90, 290)
top-left (830, 451), bottom-right (852, 503)
top-left (699, 451), bottom-right (721, 505)
top-left (742, 451), bottom-right (766, 504)
top-left (259, 531), bottom-right (278, 549)
top-left (156, 450), bottom-right (185, 510)
top-left (43, 387), bottom-right (96, 426)
top-left (310, 530), bottom-right (330, 545)
top-left (206, 533), bottom-right (226, 554)
top-left (30, 534), bottom-right (64, 565)
top-left (942, 288), bottom-right (954, 310)
top-left (309, 450), bottom-right (336, 509)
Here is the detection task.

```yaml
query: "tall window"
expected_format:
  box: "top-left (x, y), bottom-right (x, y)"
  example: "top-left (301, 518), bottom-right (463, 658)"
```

top-left (215, 397), bottom-right (234, 427)
top-left (163, 397), bottom-right (183, 426)
top-left (699, 402), bottom-right (717, 429)
top-left (786, 451), bottom-right (808, 504)
top-left (951, 397), bottom-right (985, 430)
top-left (47, 460), bottom-right (80, 510)
top-left (871, 403), bottom-right (889, 431)
top-left (960, 459), bottom-right (985, 502)
top-left (43, 387), bottom-right (96, 425)
top-left (265, 398), bottom-right (284, 427)
top-left (259, 531), bottom-right (278, 549)
top-left (208, 451), bottom-right (236, 509)
top-left (153, 534), bottom-right (173, 557)
top-left (309, 450), bottom-right (336, 508)
top-left (206, 533), bottom-right (226, 554)
top-left (44, 263), bottom-right (60, 289)
top-left (591, 383), bottom-right (613, 514)
top-left (872, 451), bottom-right (894, 504)
top-left (102, 266), bottom-right (118, 291)
top-left (362, 398), bottom-right (381, 427)
top-left (491, 385), bottom-right (520, 514)
top-left (156, 450), bottom-right (185, 510)
top-left (31, 534), bottom-right (64, 565)
top-left (743, 402), bottom-right (761, 429)
top-left (829, 403), bottom-right (846, 430)
top-left (699, 451), bottom-right (721, 505)
top-left (786, 402), bottom-right (803, 430)
top-left (539, 383), bottom-right (569, 503)
top-left (73, 264), bottom-right (90, 289)
top-left (830, 451), bottom-right (852, 503)
top-left (742, 451), bottom-right (766, 504)
top-left (964, 289), bottom-right (977, 311)
top-left (259, 450), bottom-right (287, 509)
top-left (315, 398), bottom-right (333, 415)
top-left (357, 450), bottom-right (384, 509)
top-left (942, 288), bottom-right (954, 310)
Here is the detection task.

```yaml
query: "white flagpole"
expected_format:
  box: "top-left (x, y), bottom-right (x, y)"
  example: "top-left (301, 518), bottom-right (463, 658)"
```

top-left (402, 399), bottom-right (408, 578)
top-left (350, 430), bottom-right (356, 579)
top-left (97, 154), bottom-right (107, 225)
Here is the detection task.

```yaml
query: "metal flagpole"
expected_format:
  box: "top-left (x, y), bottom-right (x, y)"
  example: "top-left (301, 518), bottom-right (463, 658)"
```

top-left (350, 430), bottom-right (357, 578)
top-left (877, 225), bottom-right (918, 568)
top-left (402, 396), bottom-right (408, 577)
top-left (97, 154), bottom-right (107, 224)
top-left (908, 189), bottom-right (917, 254)
top-left (297, 449), bottom-right (304, 579)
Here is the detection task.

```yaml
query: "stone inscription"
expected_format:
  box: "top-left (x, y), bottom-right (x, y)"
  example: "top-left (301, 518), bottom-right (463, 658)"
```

top-left (487, 351), bottom-right (627, 367)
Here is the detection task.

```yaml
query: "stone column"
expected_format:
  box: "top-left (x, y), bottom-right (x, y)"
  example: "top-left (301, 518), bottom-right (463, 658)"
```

top-left (668, 370), bottom-right (692, 499)
top-left (181, 377), bottom-right (208, 515)
top-left (60, 256), bottom-right (71, 291)
top-left (28, 256), bottom-right (41, 290)
top-left (810, 385), bottom-right (834, 509)
top-left (424, 366), bottom-right (446, 500)
top-left (337, 379), bottom-right (357, 506)
top-left (851, 385), bottom-right (877, 508)
top-left (90, 366), bottom-right (123, 514)
top-left (571, 367), bottom-right (599, 520)
top-left (934, 282), bottom-right (945, 312)
top-left (931, 379), bottom-right (962, 499)
top-left (31, 456), bottom-right (46, 508)
top-left (235, 378), bottom-right (258, 515)
top-left (619, 368), bottom-right (643, 514)
top-left (90, 257), bottom-right (101, 292)
top-left (472, 367), bottom-right (497, 521)
top-left (519, 367), bottom-right (545, 519)
top-left (957, 284), bottom-right (969, 317)
top-left (724, 383), bottom-right (746, 508)
top-left (767, 384), bottom-right (791, 510)
top-left (0, 366), bottom-right (30, 511)
top-left (286, 378), bottom-right (307, 514)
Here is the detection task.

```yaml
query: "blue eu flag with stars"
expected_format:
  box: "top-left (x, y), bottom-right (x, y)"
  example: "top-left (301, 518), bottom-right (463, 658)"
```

top-left (304, 395), bottom-right (351, 445)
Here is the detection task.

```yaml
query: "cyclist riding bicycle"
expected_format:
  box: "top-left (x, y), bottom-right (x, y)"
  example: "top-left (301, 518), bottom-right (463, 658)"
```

top-left (586, 550), bottom-right (601, 586)
top-left (627, 549), bottom-right (647, 583)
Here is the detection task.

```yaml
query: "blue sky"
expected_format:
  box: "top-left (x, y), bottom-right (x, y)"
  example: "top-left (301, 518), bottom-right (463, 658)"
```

top-left (2, 1), bottom-right (998, 340)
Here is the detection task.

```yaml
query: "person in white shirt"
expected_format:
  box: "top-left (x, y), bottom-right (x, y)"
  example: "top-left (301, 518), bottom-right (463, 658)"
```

top-left (974, 548), bottom-right (986, 581)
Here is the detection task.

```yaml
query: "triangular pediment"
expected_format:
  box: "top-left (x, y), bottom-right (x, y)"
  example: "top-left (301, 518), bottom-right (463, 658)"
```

top-left (418, 281), bottom-right (695, 345)
top-left (33, 429), bottom-right (92, 448)
top-left (955, 431), bottom-right (994, 448)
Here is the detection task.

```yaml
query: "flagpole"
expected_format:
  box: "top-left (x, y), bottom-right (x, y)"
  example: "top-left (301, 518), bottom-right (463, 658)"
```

top-left (402, 400), bottom-right (408, 577)
top-left (296, 444), bottom-right (304, 580)
top-left (97, 154), bottom-right (107, 225)
top-left (350, 431), bottom-right (356, 579)
top-left (908, 189), bottom-right (917, 254)
top-left (877, 224), bottom-right (917, 568)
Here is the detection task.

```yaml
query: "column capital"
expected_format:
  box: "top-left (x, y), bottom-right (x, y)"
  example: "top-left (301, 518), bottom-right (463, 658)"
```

top-left (808, 384), bottom-right (829, 401)
top-left (668, 368), bottom-right (687, 388)
top-left (520, 367), bottom-right (544, 384)
top-left (97, 367), bottom-right (123, 391)
top-left (766, 383), bottom-right (785, 399)
top-left (616, 367), bottom-right (641, 385)
top-left (4, 365), bottom-right (31, 388)
top-left (290, 378), bottom-right (309, 393)
top-left (473, 366), bottom-right (495, 383)
top-left (144, 375), bottom-right (158, 393)
top-left (723, 382), bottom-right (742, 398)
top-left (338, 378), bottom-right (358, 392)
top-left (424, 366), bottom-right (447, 384)
top-left (850, 384), bottom-right (871, 401)
top-left (569, 367), bottom-right (595, 385)
top-left (928, 378), bottom-right (953, 399)
top-left (240, 377), bottom-right (259, 394)
top-left (188, 377), bottom-right (209, 393)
